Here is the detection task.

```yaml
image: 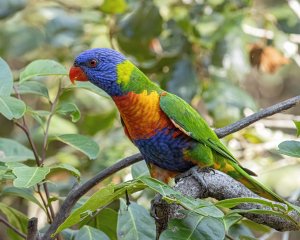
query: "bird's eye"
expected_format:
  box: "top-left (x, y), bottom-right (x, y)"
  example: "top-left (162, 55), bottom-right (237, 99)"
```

top-left (87, 59), bottom-right (98, 68)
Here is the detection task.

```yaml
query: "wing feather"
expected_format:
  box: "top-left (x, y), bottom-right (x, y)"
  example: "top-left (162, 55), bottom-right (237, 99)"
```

top-left (159, 92), bottom-right (238, 164)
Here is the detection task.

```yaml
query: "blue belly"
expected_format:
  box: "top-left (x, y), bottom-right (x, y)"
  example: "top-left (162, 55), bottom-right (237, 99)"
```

top-left (133, 128), bottom-right (195, 172)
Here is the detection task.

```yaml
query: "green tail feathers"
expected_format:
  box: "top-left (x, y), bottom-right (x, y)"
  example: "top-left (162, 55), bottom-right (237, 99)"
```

top-left (230, 163), bottom-right (300, 221)
top-left (233, 164), bottom-right (285, 203)
top-left (213, 156), bottom-right (285, 203)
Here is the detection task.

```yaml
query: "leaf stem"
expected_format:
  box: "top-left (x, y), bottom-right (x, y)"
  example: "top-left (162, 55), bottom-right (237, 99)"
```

top-left (36, 184), bottom-right (53, 223)
top-left (41, 80), bottom-right (62, 165)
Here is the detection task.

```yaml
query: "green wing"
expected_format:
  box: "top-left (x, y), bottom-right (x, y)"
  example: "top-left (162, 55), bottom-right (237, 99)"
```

top-left (159, 92), bottom-right (238, 164)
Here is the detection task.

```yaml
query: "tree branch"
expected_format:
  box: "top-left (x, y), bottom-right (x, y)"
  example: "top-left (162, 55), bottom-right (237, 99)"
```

top-left (41, 95), bottom-right (300, 239)
top-left (0, 215), bottom-right (27, 239)
top-left (151, 168), bottom-right (300, 236)
top-left (215, 95), bottom-right (300, 138)
top-left (26, 218), bottom-right (39, 240)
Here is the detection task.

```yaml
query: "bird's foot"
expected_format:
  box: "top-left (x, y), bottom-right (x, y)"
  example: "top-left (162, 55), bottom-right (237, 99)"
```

top-left (175, 166), bottom-right (206, 186)
top-left (201, 167), bottom-right (215, 175)
top-left (175, 166), bottom-right (198, 183)
top-left (175, 166), bottom-right (216, 195)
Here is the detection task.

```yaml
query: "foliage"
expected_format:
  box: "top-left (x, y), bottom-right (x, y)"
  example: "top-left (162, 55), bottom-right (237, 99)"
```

top-left (0, 0), bottom-right (300, 239)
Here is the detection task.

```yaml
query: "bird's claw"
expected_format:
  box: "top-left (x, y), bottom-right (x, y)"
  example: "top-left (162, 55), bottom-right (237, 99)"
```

top-left (175, 166), bottom-right (215, 195)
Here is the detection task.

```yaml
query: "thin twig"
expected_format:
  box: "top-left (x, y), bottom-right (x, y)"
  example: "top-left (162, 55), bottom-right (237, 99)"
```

top-left (14, 121), bottom-right (40, 165)
top-left (13, 86), bottom-right (41, 166)
top-left (41, 80), bottom-right (62, 165)
top-left (42, 183), bottom-right (55, 222)
top-left (36, 184), bottom-right (52, 223)
top-left (42, 95), bottom-right (300, 239)
top-left (215, 95), bottom-right (300, 138)
top-left (0, 215), bottom-right (27, 239)
top-left (40, 80), bottom-right (62, 221)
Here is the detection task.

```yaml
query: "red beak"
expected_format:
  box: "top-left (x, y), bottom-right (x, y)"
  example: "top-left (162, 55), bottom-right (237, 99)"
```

top-left (69, 66), bottom-right (88, 84)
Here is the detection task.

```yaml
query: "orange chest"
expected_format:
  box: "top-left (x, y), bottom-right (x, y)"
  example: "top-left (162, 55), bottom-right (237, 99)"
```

top-left (112, 91), bottom-right (171, 140)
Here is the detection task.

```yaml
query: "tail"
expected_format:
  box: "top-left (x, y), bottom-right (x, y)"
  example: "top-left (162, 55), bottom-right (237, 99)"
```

top-left (214, 157), bottom-right (285, 203)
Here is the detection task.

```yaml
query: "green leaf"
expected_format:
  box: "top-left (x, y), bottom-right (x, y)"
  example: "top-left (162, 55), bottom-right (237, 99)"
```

top-left (5, 162), bottom-right (26, 169)
top-left (117, 199), bottom-right (156, 240)
top-left (241, 219), bottom-right (271, 233)
top-left (223, 213), bottom-right (242, 231)
top-left (0, 165), bottom-right (15, 181)
top-left (75, 226), bottom-right (109, 240)
top-left (93, 208), bottom-right (118, 240)
top-left (50, 163), bottom-right (81, 179)
top-left (100, 0), bottom-right (127, 14)
top-left (54, 184), bottom-right (115, 234)
top-left (139, 176), bottom-right (223, 218)
top-left (228, 223), bottom-right (254, 240)
top-left (61, 229), bottom-right (78, 240)
top-left (0, 57), bottom-right (13, 96)
top-left (53, 134), bottom-right (100, 159)
top-left (81, 110), bottom-right (116, 135)
top-left (0, 95), bottom-right (26, 120)
top-left (228, 209), bottom-right (295, 223)
top-left (0, 165), bottom-right (7, 175)
top-left (160, 211), bottom-right (225, 240)
top-left (12, 166), bottom-right (50, 188)
top-left (47, 115), bottom-right (78, 135)
top-left (1, 187), bottom-right (44, 209)
top-left (278, 140), bottom-right (300, 158)
top-left (27, 109), bottom-right (50, 127)
top-left (55, 180), bottom-right (146, 235)
top-left (20, 59), bottom-right (67, 83)
top-left (79, 208), bottom-right (118, 240)
top-left (131, 161), bottom-right (150, 178)
top-left (0, 138), bottom-right (34, 162)
top-left (56, 102), bottom-right (81, 123)
top-left (15, 81), bottom-right (49, 99)
top-left (216, 197), bottom-right (286, 211)
top-left (293, 121), bottom-right (300, 137)
top-left (0, 202), bottom-right (28, 240)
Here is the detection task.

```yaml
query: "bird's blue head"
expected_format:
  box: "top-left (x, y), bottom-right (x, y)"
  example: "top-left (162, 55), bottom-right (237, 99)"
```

top-left (69, 48), bottom-right (127, 96)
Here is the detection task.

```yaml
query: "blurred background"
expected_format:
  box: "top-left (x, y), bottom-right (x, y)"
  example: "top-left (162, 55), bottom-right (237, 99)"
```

top-left (0, 0), bottom-right (300, 239)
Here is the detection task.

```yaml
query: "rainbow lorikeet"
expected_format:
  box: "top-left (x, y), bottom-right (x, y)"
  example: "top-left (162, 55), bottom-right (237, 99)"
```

top-left (69, 48), bottom-right (284, 203)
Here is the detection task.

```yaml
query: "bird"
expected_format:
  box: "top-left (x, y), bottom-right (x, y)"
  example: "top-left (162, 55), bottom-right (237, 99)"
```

top-left (69, 48), bottom-right (286, 203)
